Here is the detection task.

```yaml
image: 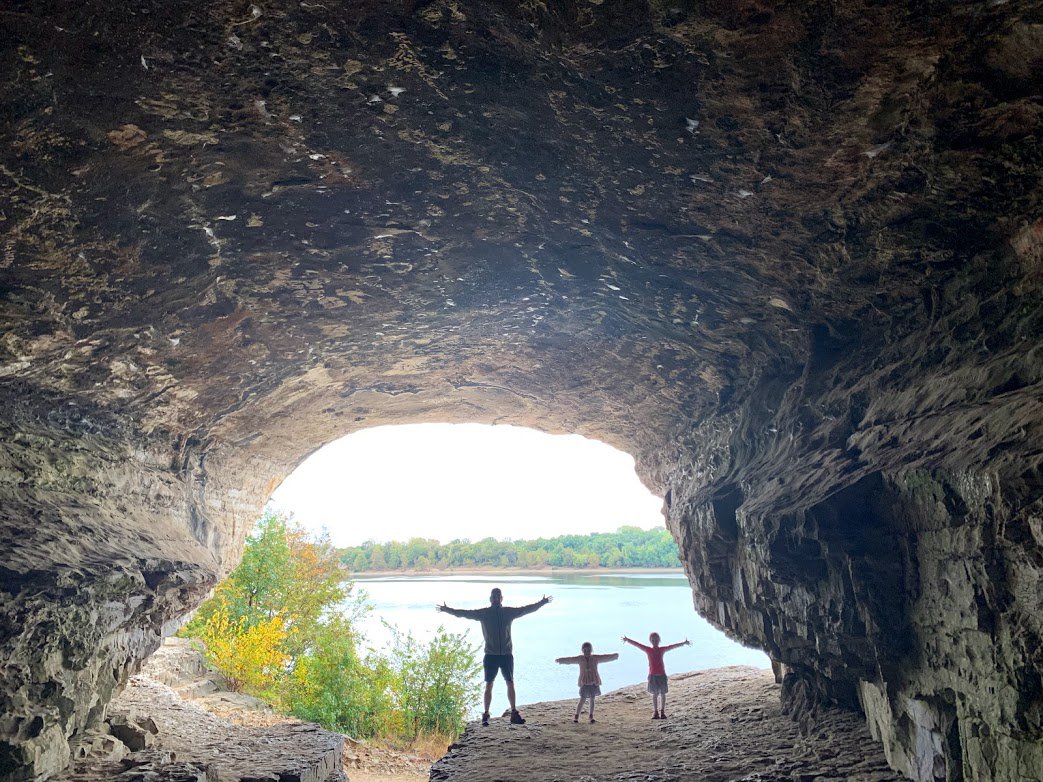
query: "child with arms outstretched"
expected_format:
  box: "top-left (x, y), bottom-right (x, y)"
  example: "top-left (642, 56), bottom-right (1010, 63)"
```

top-left (555, 642), bottom-right (619, 723)
top-left (621, 632), bottom-right (690, 719)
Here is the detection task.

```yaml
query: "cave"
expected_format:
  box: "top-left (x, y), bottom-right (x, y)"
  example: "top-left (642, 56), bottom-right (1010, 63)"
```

top-left (1, 0), bottom-right (1041, 779)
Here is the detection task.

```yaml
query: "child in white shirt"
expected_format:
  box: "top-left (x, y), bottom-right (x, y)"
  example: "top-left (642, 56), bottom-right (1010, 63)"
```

top-left (555, 642), bottom-right (619, 723)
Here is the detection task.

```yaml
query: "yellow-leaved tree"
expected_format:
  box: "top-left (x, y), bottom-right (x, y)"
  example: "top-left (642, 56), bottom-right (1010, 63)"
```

top-left (196, 603), bottom-right (289, 696)
top-left (181, 509), bottom-right (480, 744)
top-left (183, 511), bottom-right (350, 698)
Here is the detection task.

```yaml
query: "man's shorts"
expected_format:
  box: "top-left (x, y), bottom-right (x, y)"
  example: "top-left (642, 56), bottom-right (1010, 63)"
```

top-left (647, 674), bottom-right (669, 694)
top-left (483, 653), bottom-right (514, 683)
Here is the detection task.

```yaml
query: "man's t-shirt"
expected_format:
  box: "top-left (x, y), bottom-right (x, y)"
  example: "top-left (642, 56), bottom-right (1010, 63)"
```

top-left (444, 601), bottom-right (545, 655)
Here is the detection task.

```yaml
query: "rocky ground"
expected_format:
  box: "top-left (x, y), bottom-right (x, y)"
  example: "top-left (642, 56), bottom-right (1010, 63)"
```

top-left (432, 667), bottom-right (905, 782)
top-left (51, 639), bottom-right (429, 782)
top-left (54, 643), bottom-right (902, 782)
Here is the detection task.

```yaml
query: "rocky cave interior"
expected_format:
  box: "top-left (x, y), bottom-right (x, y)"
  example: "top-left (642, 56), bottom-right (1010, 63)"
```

top-left (1, 0), bottom-right (1041, 780)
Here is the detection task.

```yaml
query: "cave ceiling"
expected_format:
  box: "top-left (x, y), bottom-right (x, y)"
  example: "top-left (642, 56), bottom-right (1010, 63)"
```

top-left (0, 0), bottom-right (1039, 571)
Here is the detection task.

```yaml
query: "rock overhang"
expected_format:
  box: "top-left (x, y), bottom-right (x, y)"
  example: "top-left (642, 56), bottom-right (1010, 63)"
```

top-left (1, 0), bottom-right (1042, 780)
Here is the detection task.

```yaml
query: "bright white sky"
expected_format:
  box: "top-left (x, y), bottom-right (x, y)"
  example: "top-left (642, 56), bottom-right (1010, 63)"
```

top-left (268, 423), bottom-right (664, 546)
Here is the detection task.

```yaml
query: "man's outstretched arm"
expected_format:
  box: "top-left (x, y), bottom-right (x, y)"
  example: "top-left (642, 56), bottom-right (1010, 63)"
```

top-left (508, 594), bottom-right (552, 618)
top-left (435, 603), bottom-right (481, 619)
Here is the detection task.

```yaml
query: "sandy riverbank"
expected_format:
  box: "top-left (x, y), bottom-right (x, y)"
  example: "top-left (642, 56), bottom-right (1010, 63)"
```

top-left (432, 667), bottom-right (904, 782)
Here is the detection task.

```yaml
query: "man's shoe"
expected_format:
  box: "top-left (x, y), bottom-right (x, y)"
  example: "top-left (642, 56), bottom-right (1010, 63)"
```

top-left (509, 710), bottom-right (526, 724)
top-left (481, 712), bottom-right (490, 726)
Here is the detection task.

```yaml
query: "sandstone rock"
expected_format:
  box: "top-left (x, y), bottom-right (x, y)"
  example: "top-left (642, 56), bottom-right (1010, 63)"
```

top-left (52, 677), bottom-right (343, 782)
top-left (68, 733), bottom-right (128, 764)
top-left (106, 719), bottom-right (155, 753)
top-left (1, 0), bottom-right (1041, 780)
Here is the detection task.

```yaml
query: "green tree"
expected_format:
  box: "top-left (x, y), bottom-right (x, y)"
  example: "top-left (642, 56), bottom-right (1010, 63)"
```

top-left (182, 511), bottom-right (483, 746)
top-left (183, 511), bottom-right (348, 659)
top-left (336, 527), bottom-right (681, 573)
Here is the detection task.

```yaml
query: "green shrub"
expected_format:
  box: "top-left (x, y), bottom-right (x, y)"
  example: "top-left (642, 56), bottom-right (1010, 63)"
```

top-left (181, 510), bottom-right (481, 745)
top-left (388, 625), bottom-right (481, 739)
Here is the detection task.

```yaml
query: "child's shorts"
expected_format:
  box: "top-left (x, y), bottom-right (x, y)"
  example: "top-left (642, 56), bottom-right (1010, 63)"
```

top-left (579, 684), bottom-right (601, 697)
top-left (647, 675), bottom-right (669, 694)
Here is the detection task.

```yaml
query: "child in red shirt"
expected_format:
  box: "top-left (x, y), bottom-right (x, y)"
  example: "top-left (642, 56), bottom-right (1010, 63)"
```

top-left (621, 632), bottom-right (690, 719)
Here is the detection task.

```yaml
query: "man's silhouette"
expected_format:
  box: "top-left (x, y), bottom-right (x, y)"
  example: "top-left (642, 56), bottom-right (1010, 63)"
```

top-left (437, 587), bottom-right (552, 725)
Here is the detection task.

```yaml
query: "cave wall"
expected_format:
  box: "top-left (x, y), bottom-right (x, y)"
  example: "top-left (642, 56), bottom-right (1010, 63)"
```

top-left (1, 0), bottom-right (1041, 780)
top-left (666, 305), bottom-right (1043, 781)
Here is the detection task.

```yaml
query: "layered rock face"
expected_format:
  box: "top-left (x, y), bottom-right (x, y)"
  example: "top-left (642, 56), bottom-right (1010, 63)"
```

top-left (0, 0), bottom-right (1040, 780)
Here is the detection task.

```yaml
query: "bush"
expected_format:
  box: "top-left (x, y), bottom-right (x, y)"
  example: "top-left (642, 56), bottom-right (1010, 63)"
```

top-left (388, 626), bottom-right (481, 739)
top-left (181, 510), bottom-right (482, 746)
top-left (196, 605), bottom-right (289, 696)
top-left (284, 616), bottom-right (398, 738)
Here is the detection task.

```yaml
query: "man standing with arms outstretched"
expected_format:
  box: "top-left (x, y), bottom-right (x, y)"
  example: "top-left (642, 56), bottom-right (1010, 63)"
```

top-left (437, 588), bottom-right (552, 726)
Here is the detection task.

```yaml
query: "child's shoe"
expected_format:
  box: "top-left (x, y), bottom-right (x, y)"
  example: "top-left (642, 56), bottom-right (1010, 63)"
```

top-left (481, 712), bottom-right (490, 726)
top-left (510, 710), bottom-right (526, 724)
top-left (652, 711), bottom-right (661, 719)
top-left (573, 714), bottom-right (578, 723)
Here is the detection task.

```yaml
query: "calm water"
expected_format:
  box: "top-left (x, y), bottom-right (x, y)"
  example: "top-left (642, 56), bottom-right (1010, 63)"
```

top-left (347, 571), bottom-right (768, 715)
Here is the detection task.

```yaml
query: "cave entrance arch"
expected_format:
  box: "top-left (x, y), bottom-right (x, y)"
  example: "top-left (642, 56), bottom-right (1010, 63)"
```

top-left (255, 421), bottom-right (768, 716)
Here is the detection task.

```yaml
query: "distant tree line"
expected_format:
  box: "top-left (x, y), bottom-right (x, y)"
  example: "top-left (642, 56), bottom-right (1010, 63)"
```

top-left (339, 526), bottom-right (680, 571)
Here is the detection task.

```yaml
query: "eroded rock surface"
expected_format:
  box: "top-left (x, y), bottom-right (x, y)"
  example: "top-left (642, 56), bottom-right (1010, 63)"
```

top-left (432, 667), bottom-right (904, 781)
top-left (53, 675), bottom-right (344, 782)
top-left (1, 0), bottom-right (1041, 779)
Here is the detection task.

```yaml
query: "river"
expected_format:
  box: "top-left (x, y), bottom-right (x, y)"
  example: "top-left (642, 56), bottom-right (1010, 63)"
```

top-left (347, 571), bottom-right (769, 715)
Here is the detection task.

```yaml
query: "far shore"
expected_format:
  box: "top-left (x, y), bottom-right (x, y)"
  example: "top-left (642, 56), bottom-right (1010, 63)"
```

top-left (347, 566), bottom-right (685, 577)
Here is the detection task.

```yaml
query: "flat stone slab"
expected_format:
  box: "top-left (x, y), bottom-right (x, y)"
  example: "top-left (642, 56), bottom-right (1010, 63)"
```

top-left (55, 676), bottom-right (344, 782)
top-left (431, 666), bottom-right (904, 782)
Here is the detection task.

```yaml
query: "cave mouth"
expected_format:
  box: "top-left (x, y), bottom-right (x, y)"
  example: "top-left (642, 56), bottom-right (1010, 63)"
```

top-left (250, 421), bottom-right (770, 719)
top-left (267, 422), bottom-right (666, 547)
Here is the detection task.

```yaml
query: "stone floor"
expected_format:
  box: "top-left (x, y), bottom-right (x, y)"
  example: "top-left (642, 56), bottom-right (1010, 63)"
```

top-left (53, 676), bottom-right (344, 782)
top-left (431, 667), bottom-right (905, 782)
top-left (52, 655), bottom-right (905, 782)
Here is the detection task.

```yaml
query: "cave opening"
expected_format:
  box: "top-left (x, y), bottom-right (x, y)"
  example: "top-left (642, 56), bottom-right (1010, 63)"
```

top-left (237, 422), bottom-right (770, 719)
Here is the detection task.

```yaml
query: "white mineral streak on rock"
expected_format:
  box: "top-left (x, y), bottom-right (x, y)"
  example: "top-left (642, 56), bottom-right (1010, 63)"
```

top-left (863, 141), bottom-right (892, 158)
top-left (231, 4), bottom-right (263, 26)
